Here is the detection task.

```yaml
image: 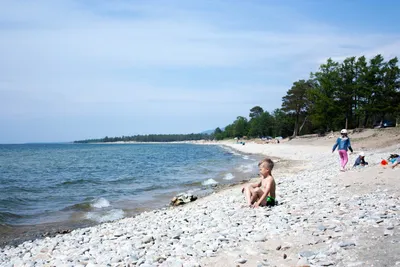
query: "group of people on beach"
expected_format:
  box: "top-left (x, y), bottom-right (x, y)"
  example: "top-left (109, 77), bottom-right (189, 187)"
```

top-left (242, 129), bottom-right (399, 208)
top-left (331, 129), bottom-right (369, 171)
top-left (332, 128), bottom-right (399, 170)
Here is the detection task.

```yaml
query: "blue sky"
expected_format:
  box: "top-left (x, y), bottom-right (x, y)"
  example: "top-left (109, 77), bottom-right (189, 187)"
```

top-left (0, 0), bottom-right (399, 143)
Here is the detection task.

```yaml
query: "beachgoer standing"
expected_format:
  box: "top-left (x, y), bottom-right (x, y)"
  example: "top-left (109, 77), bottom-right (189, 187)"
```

top-left (332, 129), bottom-right (353, 171)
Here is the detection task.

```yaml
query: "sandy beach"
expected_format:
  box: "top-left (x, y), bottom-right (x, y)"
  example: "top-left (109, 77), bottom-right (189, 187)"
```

top-left (1, 129), bottom-right (400, 266)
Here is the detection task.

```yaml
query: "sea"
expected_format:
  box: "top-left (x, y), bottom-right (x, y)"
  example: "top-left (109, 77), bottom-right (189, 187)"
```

top-left (0, 143), bottom-right (259, 244)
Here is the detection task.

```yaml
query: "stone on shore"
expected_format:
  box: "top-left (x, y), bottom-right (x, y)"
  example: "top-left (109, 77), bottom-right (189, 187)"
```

top-left (170, 193), bottom-right (198, 206)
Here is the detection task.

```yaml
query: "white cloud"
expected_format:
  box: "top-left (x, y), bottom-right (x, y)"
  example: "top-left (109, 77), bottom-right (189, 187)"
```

top-left (1, 1), bottom-right (397, 72)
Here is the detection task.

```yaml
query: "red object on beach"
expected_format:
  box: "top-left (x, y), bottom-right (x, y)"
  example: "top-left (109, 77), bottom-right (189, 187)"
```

top-left (381, 159), bottom-right (388, 166)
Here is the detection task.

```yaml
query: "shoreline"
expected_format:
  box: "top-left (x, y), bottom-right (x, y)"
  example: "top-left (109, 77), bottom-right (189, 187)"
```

top-left (0, 142), bottom-right (298, 249)
top-left (0, 144), bottom-right (277, 248)
top-left (1, 137), bottom-right (399, 266)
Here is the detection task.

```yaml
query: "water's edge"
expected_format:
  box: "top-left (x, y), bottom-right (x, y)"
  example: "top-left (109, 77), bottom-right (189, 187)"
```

top-left (0, 179), bottom-right (256, 248)
top-left (0, 143), bottom-right (301, 248)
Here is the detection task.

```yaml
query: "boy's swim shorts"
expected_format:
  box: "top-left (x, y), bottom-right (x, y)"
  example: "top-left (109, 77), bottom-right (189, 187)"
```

top-left (266, 196), bottom-right (276, 206)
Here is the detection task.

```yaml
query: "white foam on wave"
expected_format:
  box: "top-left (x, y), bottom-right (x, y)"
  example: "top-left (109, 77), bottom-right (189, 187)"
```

top-left (92, 198), bottom-right (111, 209)
top-left (202, 178), bottom-right (219, 185)
top-left (242, 155), bottom-right (249, 160)
top-left (223, 173), bottom-right (235, 180)
top-left (85, 209), bottom-right (125, 223)
top-left (236, 163), bottom-right (254, 173)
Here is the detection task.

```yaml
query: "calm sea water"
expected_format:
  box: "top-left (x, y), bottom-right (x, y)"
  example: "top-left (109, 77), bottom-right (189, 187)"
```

top-left (0, 143), bottom-right (257, 228)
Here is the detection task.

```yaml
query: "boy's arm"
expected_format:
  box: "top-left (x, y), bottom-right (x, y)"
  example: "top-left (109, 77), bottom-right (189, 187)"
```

top-left (242, 180), bottom-right (261, 192)
top-left (250, 180), bottom-right (262, 188)
top-left (254, 180), bottom-right (272, 207)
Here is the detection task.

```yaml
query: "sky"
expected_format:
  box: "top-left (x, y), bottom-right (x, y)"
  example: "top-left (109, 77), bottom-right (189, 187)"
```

top-left (0, 0), bottom-right (399, 143)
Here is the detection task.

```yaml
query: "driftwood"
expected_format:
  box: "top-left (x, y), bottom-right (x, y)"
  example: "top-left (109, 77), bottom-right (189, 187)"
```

top-left (170, 193), bottom-right (198, 206)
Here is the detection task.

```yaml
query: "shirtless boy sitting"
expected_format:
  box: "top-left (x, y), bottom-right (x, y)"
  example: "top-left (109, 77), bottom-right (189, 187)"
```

top-left (242, 158), bottom-right (276, 208)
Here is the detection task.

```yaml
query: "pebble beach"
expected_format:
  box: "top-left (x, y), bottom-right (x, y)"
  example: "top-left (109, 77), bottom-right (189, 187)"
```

top-left (1, 133), bottom-right (400, 267)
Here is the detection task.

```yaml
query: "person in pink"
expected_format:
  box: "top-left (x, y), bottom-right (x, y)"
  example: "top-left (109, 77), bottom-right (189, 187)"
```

top-left (332, 129), bottom-right (353, 171)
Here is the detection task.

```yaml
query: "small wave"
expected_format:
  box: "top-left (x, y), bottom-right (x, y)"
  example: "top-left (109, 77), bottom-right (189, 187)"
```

top-left (107, 175), bottom-right (138, 184)
top-left (62, 202), bottom-right (92, 212)
top-left (85, 209), bottom-right (124, 223)
top-left (183, 181), bottom-right (203, 187)
top-left (140, 184), bottom-right (169, 192)
top-left (0, 211), bottom-right (23, 224)
top-left (92, 198), bottom-right (110, 208)
top-left (202, 178), bottom-right (218, 186)
top-left (62, 198), bottom-right (110, 212)
top-left (242, 155), bottom-right (250, 160)
top-left (221, 146), bottom-right (241, 156)
top-left (223, 173), bottom-right (235, 180)
top-left (236, 163), bottom-right (254, 173)
top-left (0, 197), bottom-right (27, 207)
top-left (0, 211), bottom-right (22, 219)
top-left (61, 178), bottom-right (99, 186)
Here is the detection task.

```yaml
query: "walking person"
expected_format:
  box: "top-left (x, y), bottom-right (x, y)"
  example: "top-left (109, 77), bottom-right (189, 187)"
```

top-left (332, 129), bottom-right (353, 171)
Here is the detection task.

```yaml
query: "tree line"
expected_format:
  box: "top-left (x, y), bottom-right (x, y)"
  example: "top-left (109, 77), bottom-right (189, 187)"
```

top-left (74, 133), bottom-right (213, 143)
top-left (75, 54), bottom-right (399, 143)
top-left (214, 54), bottom-right (400, 140)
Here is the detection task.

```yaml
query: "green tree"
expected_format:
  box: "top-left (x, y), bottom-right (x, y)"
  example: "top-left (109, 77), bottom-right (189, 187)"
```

top-left (282, 80), bottom-right (313, 137)
top-left (233, 116), bottom-right (248, 138)
top-left (310, 58), bottom-right (341, 131)
top-left (249, 106), bottom-right (264, 119)
top-left (214, 127), bottom-right (224, 140)
top-left (248, 106), bottom-right (266, 137)
top-left (224, 124), bottom-right (234, 139)
top-left (361, 55), bottom-right (385, 126)
top-left (378, 57), bottom-right (400, 122)
top-left (248, 116), bottom-right (262, 137)
top-left (353, 56), bottom-right (369, 127)
top-left (337, 56), bottom-right (358, 128)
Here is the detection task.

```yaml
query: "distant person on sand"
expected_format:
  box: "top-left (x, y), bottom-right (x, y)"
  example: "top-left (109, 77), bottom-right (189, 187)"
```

top-left (390, 154), bottom-right (400, 169)
top-left (332, 129), bottom-right (353, 171)
top-left (353, 152), bottom-right (368, 167)
top-left (389, 154), bottom-right (399, 164)
top-left (242, 158), bottom-right (276, 208)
